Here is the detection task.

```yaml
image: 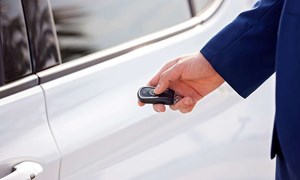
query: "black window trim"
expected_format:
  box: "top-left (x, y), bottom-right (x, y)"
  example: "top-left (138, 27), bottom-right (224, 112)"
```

top-left (0, 75), bottom-right (38, 98)
top-left (0, 0), bottom-right (223, 99)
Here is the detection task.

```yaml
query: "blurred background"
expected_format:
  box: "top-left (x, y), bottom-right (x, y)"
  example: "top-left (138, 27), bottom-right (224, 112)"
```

top-left (50, 0), bottom-right (210, 62)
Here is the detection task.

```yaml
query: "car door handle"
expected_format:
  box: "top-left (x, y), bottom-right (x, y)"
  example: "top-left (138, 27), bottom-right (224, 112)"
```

top-left (0, 161), bottom-right (43, 180)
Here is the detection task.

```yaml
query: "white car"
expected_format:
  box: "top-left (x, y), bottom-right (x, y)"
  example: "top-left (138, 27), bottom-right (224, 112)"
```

top-left (0, 0), bottom-right (275, 179)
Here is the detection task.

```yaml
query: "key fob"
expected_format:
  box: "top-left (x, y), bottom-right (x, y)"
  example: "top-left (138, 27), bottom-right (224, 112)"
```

top-left (137, 86), bottom-right (181, 105)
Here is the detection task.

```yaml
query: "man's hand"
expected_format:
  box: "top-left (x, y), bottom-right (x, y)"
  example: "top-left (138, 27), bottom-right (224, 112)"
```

top-left (138, 52), bottom-right (224, 113)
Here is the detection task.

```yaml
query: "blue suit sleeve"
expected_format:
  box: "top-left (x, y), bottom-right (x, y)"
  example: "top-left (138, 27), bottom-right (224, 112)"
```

top-left (200, 0), bottom-right (284, 98)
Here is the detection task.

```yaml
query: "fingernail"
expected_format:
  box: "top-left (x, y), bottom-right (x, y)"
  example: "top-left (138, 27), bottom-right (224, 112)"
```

top-left (155, 108), bottom-right (161, 113)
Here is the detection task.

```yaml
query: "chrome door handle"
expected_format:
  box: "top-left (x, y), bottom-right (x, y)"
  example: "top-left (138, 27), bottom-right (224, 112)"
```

top-left (0, 162), bottom-right (43, 180)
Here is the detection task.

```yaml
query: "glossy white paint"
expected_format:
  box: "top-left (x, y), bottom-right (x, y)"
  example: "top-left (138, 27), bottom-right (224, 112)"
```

top-left (42, 0), bottom-right (276, 179)
top-left (99, 78), bottom-right (276, 180)
top-left (0, 87), bottom-right (60, 179)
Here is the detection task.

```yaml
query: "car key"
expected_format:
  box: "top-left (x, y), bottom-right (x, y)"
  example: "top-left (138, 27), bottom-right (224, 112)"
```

top-left (137, 86), bottom-right (181, 105)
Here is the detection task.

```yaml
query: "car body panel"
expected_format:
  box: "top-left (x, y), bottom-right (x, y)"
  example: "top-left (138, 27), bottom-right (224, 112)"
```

top-left (0, 86), bottom-right (60, 179)
top-left (41, 0), bottom-right (275, 179)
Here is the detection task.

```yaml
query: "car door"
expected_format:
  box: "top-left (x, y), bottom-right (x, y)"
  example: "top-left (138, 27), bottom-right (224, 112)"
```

top-left (0, 0), bottom-right (60, 179)
top-left (39, 0), bottom-right (275, 179)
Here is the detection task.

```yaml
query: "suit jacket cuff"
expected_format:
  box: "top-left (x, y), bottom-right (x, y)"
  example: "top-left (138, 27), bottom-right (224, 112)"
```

top-left (200, 0), bottom-right (283, 98)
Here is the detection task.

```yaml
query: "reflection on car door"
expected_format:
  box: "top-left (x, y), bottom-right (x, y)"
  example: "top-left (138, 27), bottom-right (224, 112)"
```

top-left (0, 85), bottom-right (61, 180)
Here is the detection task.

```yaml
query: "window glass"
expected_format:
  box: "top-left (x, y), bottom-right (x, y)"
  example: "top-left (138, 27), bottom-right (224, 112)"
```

top-left (0, 0), bottom-right (32, 83)
top-left (50, 0), bottom-right (191, 62)
top-left (0, 54), bottom-right (3, 86)
top-left (22, 0), bottom-right (61, 72)
top-left (193, 0), bottom-right (210, 13)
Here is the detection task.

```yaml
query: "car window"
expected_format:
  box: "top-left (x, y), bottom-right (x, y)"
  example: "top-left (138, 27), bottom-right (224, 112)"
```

top-left (22, 0), bottom-right (61, 73)
top-left (0, 0), bottom-right (32, 84)
top-left (50, 0), bottom-right (191, 62)
top-left (193, 0), bottom-right (210, 13)
top-left (0, 55), bottom-right (4, 86)
top-left (0, 41), bottom-right (4, 86)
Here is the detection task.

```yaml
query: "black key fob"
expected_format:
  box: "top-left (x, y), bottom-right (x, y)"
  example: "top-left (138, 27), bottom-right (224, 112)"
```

top-left (137, 86), bottom-right (181, 105)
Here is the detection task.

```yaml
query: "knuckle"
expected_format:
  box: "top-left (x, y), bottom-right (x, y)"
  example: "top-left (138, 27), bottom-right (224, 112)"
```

top-left (160, 72), bottom-right (168, 82)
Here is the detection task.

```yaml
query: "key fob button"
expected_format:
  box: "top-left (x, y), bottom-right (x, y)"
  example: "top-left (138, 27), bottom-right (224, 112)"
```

top-left (149, 89), bottom-right (155, 96)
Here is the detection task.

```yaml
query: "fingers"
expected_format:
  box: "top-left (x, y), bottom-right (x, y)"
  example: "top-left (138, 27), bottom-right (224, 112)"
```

top-left (137, 100), bottom-right (166, 112)
top-left (138, 101), bottom-right (145, 107)
top-left (170, 97), bottom-right (196, 113)
top-left (148, 59), bottom-right (179, 87)
top-left (149, 97), bottom-right (197, 113)
top-left (154, 63), bottom-right (183, 94)
top-left (139, 97), bottom-right (197, 113)
top-left (140, 57), bottom-right (187, 113)
top-left (153, 104), bottom-right (166, 112)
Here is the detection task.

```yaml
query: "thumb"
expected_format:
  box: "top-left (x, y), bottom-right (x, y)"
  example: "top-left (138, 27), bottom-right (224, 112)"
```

top-left (154, 63), bottom-right (182, 94)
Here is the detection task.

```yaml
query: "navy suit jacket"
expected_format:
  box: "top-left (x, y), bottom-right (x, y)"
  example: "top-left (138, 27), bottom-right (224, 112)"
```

top-left (201, 0), bottom-right (300, 179)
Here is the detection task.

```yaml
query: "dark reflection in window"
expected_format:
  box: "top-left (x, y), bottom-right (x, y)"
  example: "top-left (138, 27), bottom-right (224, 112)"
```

top-left (50, 0), bottom-right (190, 62)
top-left (22, 0), bottom-right (61, 72)
top-left (0, 47), bottom-right (4, 86)
top-left (0, 0), bottom-right (32, 83)
top-left (52, 6), bottom-right (94, 62)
